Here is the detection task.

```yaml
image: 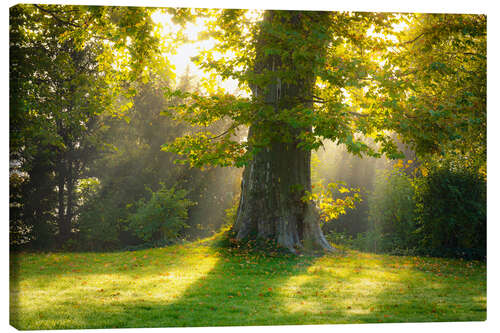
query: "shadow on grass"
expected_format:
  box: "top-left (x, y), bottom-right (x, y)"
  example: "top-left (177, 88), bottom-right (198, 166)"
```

top-left (10, 243), bottom-right (487, 329)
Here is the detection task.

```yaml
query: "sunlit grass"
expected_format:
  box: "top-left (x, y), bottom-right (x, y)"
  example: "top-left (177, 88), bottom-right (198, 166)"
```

top-left (10, 244), bottom-right (219, 329)
top-left (10, 240), bottom-right (486, 329)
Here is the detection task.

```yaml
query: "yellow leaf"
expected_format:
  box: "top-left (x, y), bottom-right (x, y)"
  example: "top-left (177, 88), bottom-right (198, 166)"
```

top-left (339, 187), bottom-right (350, 193)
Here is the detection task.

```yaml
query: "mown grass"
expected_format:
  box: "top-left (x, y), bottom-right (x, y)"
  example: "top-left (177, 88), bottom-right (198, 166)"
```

top-left (10, 237), bottom-right (486, 329)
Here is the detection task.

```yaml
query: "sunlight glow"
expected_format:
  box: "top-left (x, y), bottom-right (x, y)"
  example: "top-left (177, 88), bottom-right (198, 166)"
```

top-left (151, 10), bottom-right (241, 94)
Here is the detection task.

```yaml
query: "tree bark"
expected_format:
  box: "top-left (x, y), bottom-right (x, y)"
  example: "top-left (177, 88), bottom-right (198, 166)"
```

top-left (232, 128), bottom-right (334, 253)
top-left (56, 158), bottom-right (71, 244)
top-left (64, 158), bottom-right (75, 241)
top-left (231, 11), bottom-right (334, 254)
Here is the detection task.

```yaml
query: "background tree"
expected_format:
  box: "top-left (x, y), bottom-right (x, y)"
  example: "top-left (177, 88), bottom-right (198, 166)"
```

top-left (9, 4), bottom-right (164, 249)
top-left (375, 14), bottom-right (486, 165)
top-left (77, 68), bottom-right (242, 251)
top-left (10, 5), bottom-right (109, 247)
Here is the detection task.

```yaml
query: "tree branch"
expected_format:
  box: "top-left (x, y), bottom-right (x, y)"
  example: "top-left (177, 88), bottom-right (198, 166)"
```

top-left (445, 51), bottom-right (486, 59)
top-left (403, 32), bottom-right (427, 45)
top-left (33, 4), bottom-right (82, 29)
top-left (206, 124), bottom-right (239, 141)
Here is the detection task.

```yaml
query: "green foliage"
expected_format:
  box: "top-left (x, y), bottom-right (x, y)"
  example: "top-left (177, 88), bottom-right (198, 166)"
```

top-left (367, 166), bottom-right (418, 253)
top-left (313, 141), bottom-right (391, 237)
top-left (165, 11), bottom-right (409, 168)
top-left (378, 14), bottom-right (486, 162)
top-left (77, 200), bottom-right (125, 251)
top-left (9, 159), bottom-right (59, 250)
top-left (9, 4), bottom-right (167, 250)
top-left (165, 10), bottom-right (485, 175)
top-left (414, 161), bottom-right (486, 260)
top-left (75, 70), bottom-right (185, 251)
top-left (9, 173), bottom-right (32, 249)
top-left (336, 155), bottom-right (486, 261)
top-left (325, 230), bottom-right (411, 256)
top-left (77, 178), bottom-right (126, 251)
top-left (10, 4), bottom-right (110, 247)
top-left (304, 182), bottom-right (361, 223)
top-left (127, 184), bottom-right (196, 245)
top-left (306, 151), bottom-right (362, 223)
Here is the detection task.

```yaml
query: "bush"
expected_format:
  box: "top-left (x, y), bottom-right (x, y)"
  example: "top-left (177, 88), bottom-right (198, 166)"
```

top-left (127, 184), bottom-right (196, 246)
top-left (415, 162), bottom-right (486, 260)
top-left (77, 178), bottom-right (125, 251)
top-left (366, 167), bottom-right (418, 253)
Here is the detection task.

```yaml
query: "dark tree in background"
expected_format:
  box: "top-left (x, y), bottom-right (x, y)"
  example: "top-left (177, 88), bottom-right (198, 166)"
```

top-left (9, 4), bottom-right (162, 250)
top-left (10, 5), bottom-right (109, 248)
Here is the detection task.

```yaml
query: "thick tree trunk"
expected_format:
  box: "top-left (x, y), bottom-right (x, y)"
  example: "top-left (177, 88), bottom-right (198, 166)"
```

top-left (231, 11), bottom-right (334, 254)
top-left (232, 127), bottom-right (333, 253)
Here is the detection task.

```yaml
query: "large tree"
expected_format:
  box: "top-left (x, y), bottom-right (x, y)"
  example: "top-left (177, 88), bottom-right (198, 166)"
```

top-left (165, 9), bottom-right (486, 253)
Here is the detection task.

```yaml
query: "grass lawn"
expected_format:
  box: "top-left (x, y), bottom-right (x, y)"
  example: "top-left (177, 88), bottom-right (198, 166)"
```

top-left (9, 237), bottom-right (486, 329)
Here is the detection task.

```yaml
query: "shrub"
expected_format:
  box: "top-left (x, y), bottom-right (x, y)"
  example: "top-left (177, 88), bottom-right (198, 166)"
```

top-left (367, 167), bottom-right (418, 253)
top-left (414, 162), bottom-right (486, 260)
top-left (127, 184), bottom-right (196, 246)
top-left (77, 178), bottom-right (125, 251)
